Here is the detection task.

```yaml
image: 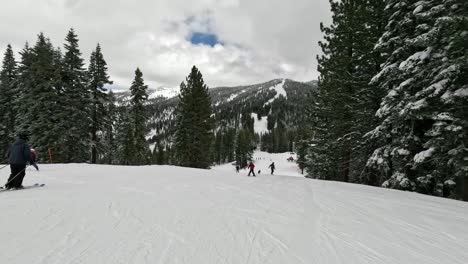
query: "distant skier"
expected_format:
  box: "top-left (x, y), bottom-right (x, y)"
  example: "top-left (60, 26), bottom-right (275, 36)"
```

top-left (235, 165), bottom-right (240, 173)
top-left (268, 162), bottom-right (275, 175)
top-left (248, 162), bottom-right (256, 177)
top-left (4, 133), bottom-right (32, 189)
top-left (30, 148), bottom-right (39, 171)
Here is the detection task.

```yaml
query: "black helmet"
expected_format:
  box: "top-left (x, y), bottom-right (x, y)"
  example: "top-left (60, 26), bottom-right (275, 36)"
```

top-left (18, 132), bottom-right (29, 140)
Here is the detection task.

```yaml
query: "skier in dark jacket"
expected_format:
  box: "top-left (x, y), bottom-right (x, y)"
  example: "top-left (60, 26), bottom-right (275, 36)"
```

top-left (4, 133), bottom-right (32, 189)
top-left (248, 162), bottom-right (256, 177)
top-left (268, 162), bottom-right (276, 175)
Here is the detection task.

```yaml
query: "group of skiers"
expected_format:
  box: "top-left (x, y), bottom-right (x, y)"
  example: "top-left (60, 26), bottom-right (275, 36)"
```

top-left (2, 133), bottom-right (39, 190)
top-left (236, 161), bottom-right (275, 177)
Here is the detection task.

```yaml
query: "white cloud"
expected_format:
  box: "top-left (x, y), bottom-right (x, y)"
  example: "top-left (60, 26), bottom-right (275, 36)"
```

top-left (0, 0), bottom-right (331, 89)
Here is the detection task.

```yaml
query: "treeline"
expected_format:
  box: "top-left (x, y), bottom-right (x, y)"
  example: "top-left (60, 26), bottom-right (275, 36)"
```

top-left (0, 29), bottom-right (150, 165)
top-left (305, 0), bottom-right (467, 200)
top-left (0, 30), bottom-right (258, 169)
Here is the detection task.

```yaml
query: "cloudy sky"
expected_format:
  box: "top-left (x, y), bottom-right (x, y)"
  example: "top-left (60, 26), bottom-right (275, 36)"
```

top-left (0, 0), bottom-right (331, 90)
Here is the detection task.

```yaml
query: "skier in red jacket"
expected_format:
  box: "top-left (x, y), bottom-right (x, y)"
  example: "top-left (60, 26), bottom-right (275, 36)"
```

top-left (248, 162), bottom-right (256, 177)
top-left (30, 148), bottom-right (39, 171)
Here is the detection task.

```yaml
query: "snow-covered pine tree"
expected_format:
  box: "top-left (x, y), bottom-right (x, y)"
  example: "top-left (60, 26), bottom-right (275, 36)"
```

top-left (129, 68), bottom-right (149, 165)
top-left (366, 0), bottom-right (423, 190)
top-left (88, 44), bottom-right (113, 164)
top-left (410, 0), bottom-right (468, 198)
top-left (174, 66), bottom-right (213, 168)
top-left (367, 0), bottom-right (467, 199)
top-left (17, 34), bottom-right (63, 162)
top-left (61, 28), bottom-right (90, 162)
top-left (295, 127), bottom-right (310, 175)
top-left (0, 44), bottom-right (18, 155)
top-left (304, 86), bottom-right (333, 179)
top-left (115, 107), bottom-right (134, 165)
top-left (13, 43), bottom-right (33, 141)
top-left (435, 0), bottom-right (468, 200)
top-left (310, 0), bottom-right (387, 182)
top-left (101, 90), bottom-right (117, 164)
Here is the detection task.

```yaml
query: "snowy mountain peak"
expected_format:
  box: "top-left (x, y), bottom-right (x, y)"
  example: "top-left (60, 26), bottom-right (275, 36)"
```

top-left (148, 86), bottom-right (180, 99)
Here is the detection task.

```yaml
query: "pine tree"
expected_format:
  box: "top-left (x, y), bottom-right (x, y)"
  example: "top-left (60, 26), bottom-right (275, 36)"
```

top-left (213, 131), bottom-right (223, 164)
top-left (129, 68), bottom-right (149, 165)
top-left (296, 127), bottom-right (310, 175)
top-left (0, 44), bottom-right (18, 155)
top-left (116, 108), bottom-right (134, 165)
top-left (224, 128), bottom-right (236, 162)
top-left (308, 0), bottom-right (387, 182)
top-left (17, 34), bottom-right (63, 162)
top-left (14, 43), bottom-right (34, 144)
top-left (101, 90), bottom-right (117, 164)
top-left (235, 129), bottom-right (253, 168)
top-left (88, 44), bottom-right (113, 163)
top-left (174, 66), bottom-right (214, 168)
top-left (156, 143), bottom-right (165, 165)
top-left (367, 0), bottom-right (468, 199)
top-left (422, 0), bottom-right (468, 200)
top-left (61, 28), bottom-right (90, 162)
top-left (366, 0), bottom-right (422, 190)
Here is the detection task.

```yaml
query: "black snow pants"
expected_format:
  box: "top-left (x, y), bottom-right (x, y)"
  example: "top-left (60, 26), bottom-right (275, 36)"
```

top-left (5, 164), bottom-right (27, 188)
top-left (248, 169), bottom-right (256, 176)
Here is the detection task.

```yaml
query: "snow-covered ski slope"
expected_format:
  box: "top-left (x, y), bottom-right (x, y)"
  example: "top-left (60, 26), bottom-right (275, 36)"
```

top-left (1, 158), bottom-right (467, 263)
top-left (265, 79), bottom-right (287, 106)
top-left (251, 113), bottom-right (270, 135)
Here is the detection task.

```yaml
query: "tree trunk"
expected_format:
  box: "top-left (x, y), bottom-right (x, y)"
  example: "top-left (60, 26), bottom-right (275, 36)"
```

top-left (462, 176), bottom-right (468, 202)
top-left (91, 102), bottom-right (97, 164)
top-left (343, 148), bottom-right (350, 182)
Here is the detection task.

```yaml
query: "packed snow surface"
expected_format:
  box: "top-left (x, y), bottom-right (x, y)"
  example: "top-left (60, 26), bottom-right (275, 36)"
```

top-left (1, 152), bottom-right (467, 264)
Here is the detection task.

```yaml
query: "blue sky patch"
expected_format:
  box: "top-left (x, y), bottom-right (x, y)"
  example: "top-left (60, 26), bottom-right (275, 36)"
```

top-left (190, 32), bottom-right (221, 47)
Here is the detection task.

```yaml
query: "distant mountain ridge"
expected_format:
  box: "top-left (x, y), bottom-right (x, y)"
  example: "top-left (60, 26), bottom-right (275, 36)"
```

top-left (115, 78), bottom-right (317, 151)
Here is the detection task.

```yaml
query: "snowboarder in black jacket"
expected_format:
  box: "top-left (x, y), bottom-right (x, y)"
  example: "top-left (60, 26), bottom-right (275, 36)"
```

top-left (268, 162), bottom-right (275, 175)
top-left (4, 133), bottom-right (32, 189)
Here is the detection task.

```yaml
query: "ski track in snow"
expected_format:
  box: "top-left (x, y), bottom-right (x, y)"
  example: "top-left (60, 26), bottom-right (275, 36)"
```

top-left (265, 79), bottom-right (287, 106)
top-left (0, 153), bottom-right (467, 264)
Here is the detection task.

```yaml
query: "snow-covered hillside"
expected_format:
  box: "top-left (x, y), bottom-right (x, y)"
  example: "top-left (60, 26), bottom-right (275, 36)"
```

top-left (1, 157), bottom-right (467, 263)
top-left (265, 79), bottom-right (287, 105)
top-left (124, 79), bottom-right (315, 149)
top-left (148, 86), bottom-right (179, 99)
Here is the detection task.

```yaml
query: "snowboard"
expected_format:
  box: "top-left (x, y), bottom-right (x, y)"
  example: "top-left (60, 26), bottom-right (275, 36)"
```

top-left (0, 183), bottom-right (45, 192)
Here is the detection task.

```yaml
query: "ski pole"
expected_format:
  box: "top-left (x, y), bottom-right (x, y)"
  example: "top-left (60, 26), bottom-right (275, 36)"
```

top-left (3, 165), bottom-right (28, 188)
top-left (0, 157), bottom-right (9, 170)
